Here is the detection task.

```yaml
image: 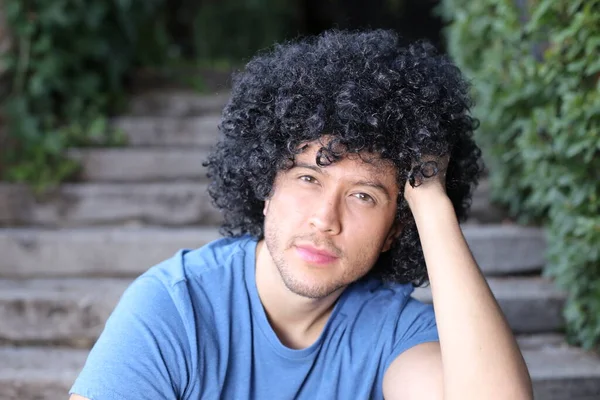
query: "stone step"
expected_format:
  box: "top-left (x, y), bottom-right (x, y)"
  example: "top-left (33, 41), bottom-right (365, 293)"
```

top-left (1, 335), bottom-right (598, 399)
top-left (0, 180), bottom-right (502, 228)
top-left (112, 115), bottom-right (220, 147)
top-left (413, 276), bottom-right (565, 334)
top-left (0, 278), bottom-right (130, 347)
top-left (127, 90), bottom-right (230, 117)
top-left (0, 276), bottom-right (564, 347)
top-left (470, 178), bottom-right (507, 223)
top-left (67, 148), bottom-right (211, 182)
top-left (520, 334), bottom-right (600, 400)
top-left (0, 347), bottom-right (88, 400)
top-left (462, 224), bottom-right (545, 275)
top-left (0, 182), bottom-right (220, 228)
top-left (0, 225), bottom-right (544, 278)
top-left (0, 227), bottom-right (218, 278)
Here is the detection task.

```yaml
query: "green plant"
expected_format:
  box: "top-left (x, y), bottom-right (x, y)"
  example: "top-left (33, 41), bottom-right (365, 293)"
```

top-left (190, 0), bottom-right (301, 63)
top-left (439, 0), bottom-right (600, 349)
top-left (1, 0), bottom-right (303, 190)
top-left (1, 0), bottom-right (169, 190)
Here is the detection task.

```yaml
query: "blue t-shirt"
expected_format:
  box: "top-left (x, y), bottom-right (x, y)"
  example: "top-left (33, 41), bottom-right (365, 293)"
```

top-left (71, 235), bottom-right (438, 399)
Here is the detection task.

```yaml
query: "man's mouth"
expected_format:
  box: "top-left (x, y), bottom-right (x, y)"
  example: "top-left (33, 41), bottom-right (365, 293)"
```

top-left (294, 245), bottom-right (339, 265)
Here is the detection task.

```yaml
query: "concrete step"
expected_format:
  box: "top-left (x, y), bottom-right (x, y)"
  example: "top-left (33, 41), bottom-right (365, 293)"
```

top-left (68, 148), bottom-right (211, 182)
top-left (520, 335), bottom-right (600, 400)
top-left (0, 225), bottom-right (543, 278)
top-left (0, 347), bottom-right (88, 400)
top-left (412, 276), bottom-right (565, 334)
top-left (112, 115), bottom-right (220, 147)
top-left (470, 178), bottom-right (507, 223)
top-left (0, 276), bottom-right (564, 347)
top-left (0, 180), bottom-right (503, 228)
top-left (127, 90), bottom-right (230, 117)
top-left (0, 278), bottom-right (129, 347)
top-left (462, 224), bottom-right (545, 275)
top-left (1, 335), bottom-right (598, 399)
top-left (0, 182), bottom-right (220, 228)
top-left (0, 227), bottom-right (218, 278)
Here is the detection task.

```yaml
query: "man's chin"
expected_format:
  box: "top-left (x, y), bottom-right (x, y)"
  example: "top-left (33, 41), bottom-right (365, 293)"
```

top-left (285, 285), bottom-right (336, 300)
top-left (280, 274), bottom-right (345, 300)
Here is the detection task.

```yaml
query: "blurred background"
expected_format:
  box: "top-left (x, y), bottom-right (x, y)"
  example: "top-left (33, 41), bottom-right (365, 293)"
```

top-left (0, 1), bottom-right (599, 399)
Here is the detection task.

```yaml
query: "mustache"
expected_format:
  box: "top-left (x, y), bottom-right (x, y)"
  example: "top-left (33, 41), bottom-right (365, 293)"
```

top-left (288, 235), bottom-right (342, 257)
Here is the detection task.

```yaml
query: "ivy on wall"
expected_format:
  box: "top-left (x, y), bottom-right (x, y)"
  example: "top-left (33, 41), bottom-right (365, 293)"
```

top-left (439, 0), bottom-right (600, 349)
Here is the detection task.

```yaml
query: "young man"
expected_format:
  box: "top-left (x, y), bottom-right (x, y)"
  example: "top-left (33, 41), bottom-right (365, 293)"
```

top-left (70, 30), bottom-right (533, 399)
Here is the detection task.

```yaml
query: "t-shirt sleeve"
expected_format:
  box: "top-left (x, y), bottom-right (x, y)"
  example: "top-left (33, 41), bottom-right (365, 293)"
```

top-left (384, 296), bottom-right (439, 371)
top-left (70, 276), bottom-right (192, 400)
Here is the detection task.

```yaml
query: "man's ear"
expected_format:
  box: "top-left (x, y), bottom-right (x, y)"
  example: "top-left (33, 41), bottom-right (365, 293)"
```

top-left (263, 199), bottom-right (270, 216)
top-left (382, 222), bottom-right (402, 253)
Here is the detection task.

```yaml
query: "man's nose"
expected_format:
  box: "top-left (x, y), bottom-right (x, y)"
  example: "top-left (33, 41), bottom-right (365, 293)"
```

top-left (309, 192), bottom-right (342, 235)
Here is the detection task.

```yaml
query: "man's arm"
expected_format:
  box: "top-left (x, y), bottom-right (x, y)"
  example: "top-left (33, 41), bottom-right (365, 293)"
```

top-left (383, 341), bottom-right (444, 399)
top-left (383, 160), bottom-right (533, 400)
top-left (69, 395), bottom-right (89, 400)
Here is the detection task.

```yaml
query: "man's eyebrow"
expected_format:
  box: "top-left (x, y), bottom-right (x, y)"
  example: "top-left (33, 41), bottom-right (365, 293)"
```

top-left (351, 179), bottom-right (392, 201)
top-left (293, 162), bottom-right (328, 175)
top-left (293, 162), bottom-right (392, 201)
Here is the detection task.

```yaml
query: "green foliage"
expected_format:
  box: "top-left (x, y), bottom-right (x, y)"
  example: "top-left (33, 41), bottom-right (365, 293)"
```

top-left (439, 0), bottom-right (600, 349)
top-left (1, 0), bottom-right (300, 190)
top-left (1, 0), bottom-right (163, 190)
top-left (190, 0), bottom-right (300, 63)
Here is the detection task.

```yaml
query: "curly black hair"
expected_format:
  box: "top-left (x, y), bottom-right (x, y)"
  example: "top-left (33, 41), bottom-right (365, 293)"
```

top-left (205, 29), bottom-right (482, 286)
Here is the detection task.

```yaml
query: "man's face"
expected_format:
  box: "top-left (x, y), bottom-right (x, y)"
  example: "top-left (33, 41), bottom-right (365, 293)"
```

top-left (263, 139), bottom-right (400, 299)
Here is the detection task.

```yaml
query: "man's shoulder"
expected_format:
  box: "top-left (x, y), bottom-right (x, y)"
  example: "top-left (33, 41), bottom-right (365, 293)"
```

top-left (341, 278), bottom-right (433, 326)
top-left (338, 278), bottom-right (437, 354)
top-left (344, 277), bottom-right (415, 308)
top-left (143, 234), bottom-right (255, 287)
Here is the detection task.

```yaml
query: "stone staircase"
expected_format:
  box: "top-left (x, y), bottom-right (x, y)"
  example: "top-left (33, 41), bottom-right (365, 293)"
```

top-left (1, 90), bottom-right (599, 400)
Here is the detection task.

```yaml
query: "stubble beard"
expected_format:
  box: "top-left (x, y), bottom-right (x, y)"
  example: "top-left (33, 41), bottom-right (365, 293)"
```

top-left (264, 223), bottom-right (347, 300)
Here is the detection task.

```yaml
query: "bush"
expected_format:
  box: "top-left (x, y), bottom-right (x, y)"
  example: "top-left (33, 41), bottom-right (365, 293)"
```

top-left (0, 0), bottom-right (300, 190)
top-left (438, 0), bottom-right (600, 349)
top-left (1, 0), bottom-right (163, 189)
top-left (188, 0), bottom-right (300, 63)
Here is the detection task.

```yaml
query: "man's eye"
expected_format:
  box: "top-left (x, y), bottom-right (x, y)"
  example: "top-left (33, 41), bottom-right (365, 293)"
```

top-left (353, 193), bottom-right (375, 203)
top-left (299, 175), bottom-right (317, 183)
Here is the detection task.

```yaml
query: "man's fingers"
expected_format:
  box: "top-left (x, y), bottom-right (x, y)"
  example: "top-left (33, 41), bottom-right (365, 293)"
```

top-left (407, 155), bottom-right (449, 188)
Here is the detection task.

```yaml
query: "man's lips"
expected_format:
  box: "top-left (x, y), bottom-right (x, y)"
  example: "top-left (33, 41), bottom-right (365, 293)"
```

top-left (294, 245), bottom-right (339, 265)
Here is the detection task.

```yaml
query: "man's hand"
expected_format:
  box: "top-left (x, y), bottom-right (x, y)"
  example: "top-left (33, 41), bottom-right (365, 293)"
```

top-left (404, 154), bottom-right (450, 212)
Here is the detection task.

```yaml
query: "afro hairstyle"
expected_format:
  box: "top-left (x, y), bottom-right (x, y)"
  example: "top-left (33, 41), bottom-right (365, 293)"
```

top-left (204, 29), bottom-right (482, 286)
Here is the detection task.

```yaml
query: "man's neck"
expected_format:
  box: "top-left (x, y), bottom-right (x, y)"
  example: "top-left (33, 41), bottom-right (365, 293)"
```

top-left (255, 240), bottom-right (345, 349)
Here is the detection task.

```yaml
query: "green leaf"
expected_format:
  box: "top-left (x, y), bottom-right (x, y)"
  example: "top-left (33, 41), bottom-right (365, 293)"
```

top-left (440, 0), bottom-right (600, 349)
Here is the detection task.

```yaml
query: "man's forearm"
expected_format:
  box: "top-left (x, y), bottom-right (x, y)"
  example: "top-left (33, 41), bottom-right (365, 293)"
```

top-left (408, 193), bottom-right (533, 400)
